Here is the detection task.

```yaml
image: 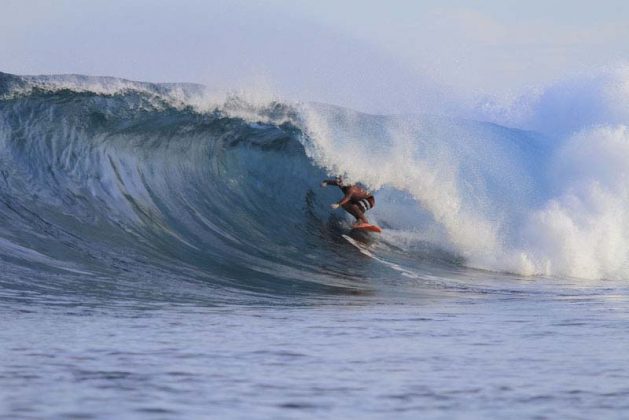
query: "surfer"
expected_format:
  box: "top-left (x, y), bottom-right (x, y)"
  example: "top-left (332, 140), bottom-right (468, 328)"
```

top-left (321, 177), bottom-right (375, 227)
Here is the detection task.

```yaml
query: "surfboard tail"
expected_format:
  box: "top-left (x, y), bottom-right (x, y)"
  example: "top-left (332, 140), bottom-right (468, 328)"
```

top-left (352, 223), bottom-right (382, 233)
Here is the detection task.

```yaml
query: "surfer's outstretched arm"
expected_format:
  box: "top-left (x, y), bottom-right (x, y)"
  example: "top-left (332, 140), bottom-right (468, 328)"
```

top-left (321, 179), bottom-right (341, 187)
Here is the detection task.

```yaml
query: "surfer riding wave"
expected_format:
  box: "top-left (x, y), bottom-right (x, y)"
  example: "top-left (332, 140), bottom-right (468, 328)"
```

top-left (321, 177), bottom-right (376, 227)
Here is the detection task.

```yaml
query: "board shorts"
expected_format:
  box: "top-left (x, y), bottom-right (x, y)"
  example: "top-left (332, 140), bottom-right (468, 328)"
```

top-left (356, 196), bottom-right (375, 213)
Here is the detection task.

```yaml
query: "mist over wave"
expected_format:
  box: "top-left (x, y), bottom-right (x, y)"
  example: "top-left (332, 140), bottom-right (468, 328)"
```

top-left (1, 67), bottom-right (629, 290)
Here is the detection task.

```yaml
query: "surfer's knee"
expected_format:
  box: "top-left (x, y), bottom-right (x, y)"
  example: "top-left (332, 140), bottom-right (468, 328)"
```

top-left (346, 203), bottom-right (360, 213)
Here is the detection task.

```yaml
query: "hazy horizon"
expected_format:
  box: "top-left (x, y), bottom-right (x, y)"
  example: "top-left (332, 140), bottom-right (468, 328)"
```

top-left (3, 0), bottom-right (629, 114)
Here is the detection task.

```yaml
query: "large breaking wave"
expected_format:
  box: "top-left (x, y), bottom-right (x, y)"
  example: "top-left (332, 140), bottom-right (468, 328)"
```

top-left (1, 68), bottom-right (629, 300)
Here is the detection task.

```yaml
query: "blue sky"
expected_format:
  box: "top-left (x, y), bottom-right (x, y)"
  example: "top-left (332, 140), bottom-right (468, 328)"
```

top-left (2, 0), bottom-right (628, 113)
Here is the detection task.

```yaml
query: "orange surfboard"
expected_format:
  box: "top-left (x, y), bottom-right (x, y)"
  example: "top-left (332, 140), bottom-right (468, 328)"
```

top-left (351, 223), bottom-right (382, 233)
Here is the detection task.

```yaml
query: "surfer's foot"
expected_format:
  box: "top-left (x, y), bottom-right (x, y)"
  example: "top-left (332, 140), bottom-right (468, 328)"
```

top-left (353, 222), bottom-right (369, 228)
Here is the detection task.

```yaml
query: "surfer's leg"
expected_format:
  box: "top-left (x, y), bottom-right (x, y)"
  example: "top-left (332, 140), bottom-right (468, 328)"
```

top-left (343, 203), bottom-right (369, 224)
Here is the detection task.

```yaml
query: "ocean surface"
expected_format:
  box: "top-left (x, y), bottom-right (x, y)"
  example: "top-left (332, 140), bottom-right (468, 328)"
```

top-left (2, 71), bottom-right (629, 419)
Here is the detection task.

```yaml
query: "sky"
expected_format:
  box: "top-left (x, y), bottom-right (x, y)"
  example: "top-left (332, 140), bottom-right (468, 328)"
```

top-left (2, 0), bottom-right (629, 113)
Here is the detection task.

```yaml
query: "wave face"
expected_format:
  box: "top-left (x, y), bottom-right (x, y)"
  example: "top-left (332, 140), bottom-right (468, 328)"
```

top-left (1, 69), bottom-right (629, 300)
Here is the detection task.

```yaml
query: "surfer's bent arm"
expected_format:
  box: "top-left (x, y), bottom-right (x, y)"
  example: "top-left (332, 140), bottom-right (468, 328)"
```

top-left (337, 191), bottom-right (353, 206)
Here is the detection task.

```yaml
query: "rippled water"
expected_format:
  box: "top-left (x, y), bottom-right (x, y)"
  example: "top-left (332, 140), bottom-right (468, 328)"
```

top-left (3, 277), bottom-right (629, 419)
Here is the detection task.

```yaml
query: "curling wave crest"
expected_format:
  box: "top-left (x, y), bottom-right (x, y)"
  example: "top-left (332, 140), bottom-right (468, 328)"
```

top-left (1, 68), bottom-right (629, 293)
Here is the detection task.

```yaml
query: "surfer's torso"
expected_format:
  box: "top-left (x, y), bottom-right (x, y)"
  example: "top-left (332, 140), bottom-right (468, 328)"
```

top-left (322, 178), bottom-right (377, 226)
top-left (340, 185), bottom-right (373, 201)
top-left (340, 185), bottom-right (374, 209)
